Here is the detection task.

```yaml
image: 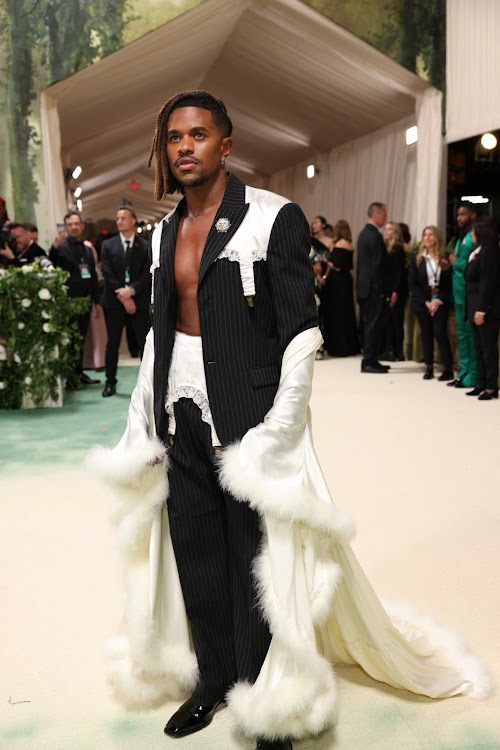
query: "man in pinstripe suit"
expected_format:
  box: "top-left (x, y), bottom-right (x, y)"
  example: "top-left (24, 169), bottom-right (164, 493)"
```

top-left (146, 91), bottom-right (318, 750)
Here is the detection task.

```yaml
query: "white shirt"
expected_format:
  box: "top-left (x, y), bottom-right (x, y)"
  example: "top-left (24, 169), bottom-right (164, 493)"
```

top-left (120, 232), bottom-right (135, 254)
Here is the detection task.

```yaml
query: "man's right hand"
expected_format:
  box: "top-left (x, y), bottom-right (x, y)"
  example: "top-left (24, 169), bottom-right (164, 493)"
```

top-left (52, 229), bottom-right (66, 248)
top-left (123, 298), bottom-right (136, 315)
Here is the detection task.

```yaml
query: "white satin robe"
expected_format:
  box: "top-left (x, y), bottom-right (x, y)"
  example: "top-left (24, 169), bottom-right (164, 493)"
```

top-left (88, 326), bottom-right (490, 740)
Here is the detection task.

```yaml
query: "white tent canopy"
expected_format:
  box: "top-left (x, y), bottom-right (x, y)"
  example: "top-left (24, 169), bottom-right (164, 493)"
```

top-left (41, 0), bottom-right (442, 241)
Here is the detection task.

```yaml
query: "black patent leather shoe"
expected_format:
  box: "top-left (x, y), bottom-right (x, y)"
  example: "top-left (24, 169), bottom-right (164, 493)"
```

top-left (164, 696), bottom-right (222, 738)
top-left (256, 739), bottom-right (293, 750)
top-left (423, 367), bottom-right (434, 380)
top-left (102, 383), bottom-right (116, 397)
top-left (80, 372), bottom-right (101, 385)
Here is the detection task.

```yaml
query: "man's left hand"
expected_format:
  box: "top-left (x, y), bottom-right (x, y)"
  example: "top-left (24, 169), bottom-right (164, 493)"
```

top-left (389, 291), bottom-right (398, 307)
top-left (94, 304), bottom-right (103, 318)
top-left (116, 286), bottom-right (134, 303)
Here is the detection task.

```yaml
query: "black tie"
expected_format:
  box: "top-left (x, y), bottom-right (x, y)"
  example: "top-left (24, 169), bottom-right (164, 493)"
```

top-left (124, 239), bottom-right (131, 266)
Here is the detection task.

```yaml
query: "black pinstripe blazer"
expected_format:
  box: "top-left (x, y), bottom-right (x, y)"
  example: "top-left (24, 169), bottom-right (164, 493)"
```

top-left (152, 173), bottom-right (318, 446)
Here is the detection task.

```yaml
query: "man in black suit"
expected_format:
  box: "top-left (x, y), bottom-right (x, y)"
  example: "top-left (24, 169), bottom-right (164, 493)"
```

top-left (119, 91), bottom-right (318, 749)
top-left (100, 206), bottom-right (151, 397)
top-left (356, 202), bottom-right (391, 373)
top-left (0, 222), bottom-right (47, 266)
top-left (49, 212), bottom-right (102, 389)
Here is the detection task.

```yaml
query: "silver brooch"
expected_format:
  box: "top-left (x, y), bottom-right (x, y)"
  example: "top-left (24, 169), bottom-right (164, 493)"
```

top-left (215, 218), bottom-right (231, 233)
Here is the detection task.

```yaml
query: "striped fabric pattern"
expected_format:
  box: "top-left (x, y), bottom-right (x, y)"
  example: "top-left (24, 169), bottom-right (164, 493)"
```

top-left (152, 172), bottom-right (318, 446)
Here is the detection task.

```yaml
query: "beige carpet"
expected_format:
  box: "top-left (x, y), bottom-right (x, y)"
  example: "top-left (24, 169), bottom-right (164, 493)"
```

top-left (1, 355), bottom-right (499, 750)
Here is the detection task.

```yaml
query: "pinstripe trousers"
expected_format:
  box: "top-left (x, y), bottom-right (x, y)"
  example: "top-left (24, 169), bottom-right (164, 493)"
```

top-left (166, 397), bottom-right (272, 704)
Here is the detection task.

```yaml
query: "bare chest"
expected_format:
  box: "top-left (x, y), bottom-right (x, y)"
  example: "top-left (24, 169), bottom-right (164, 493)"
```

top-left (174, 214), bottom-right (214, 287)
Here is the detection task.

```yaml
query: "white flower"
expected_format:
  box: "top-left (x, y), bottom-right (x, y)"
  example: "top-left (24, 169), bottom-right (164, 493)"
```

top-left (0, 381), bottom-right (5, 390)
top-left (61, 334), bottom-right (69, 345)
top-left (22, 265), bottom-right (36, 273)
top-left (18, 322), bottom-right (25, 329)
top-left (38, 288), bottom-right (51, 300)
top-left (14, 354), bottom-right (21, 364)
top-left (24, 376), bottom-right (32, 385)
top-left (41, 311), bottom-right (50, 319)
top-left (0, 344), bottom-right (6, 361)
top-left (21, 298), bottom-right (31, 307)
top-left (43, 323), bottom-right (51, 333)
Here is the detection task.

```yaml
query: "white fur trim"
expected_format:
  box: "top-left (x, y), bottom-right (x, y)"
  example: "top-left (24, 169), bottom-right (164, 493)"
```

top-left (104, 633), bottom-right (198, 708)
top-left (227, 670), bottom-right (337, 740)
top-left (86, 437), bottom-right (166, 486)
top-left (225, 537), bottom-right (339, 739)
top-left (219, 442), bottom-right (355, 543)
top-left (86, 441), bottom-right (168, 553)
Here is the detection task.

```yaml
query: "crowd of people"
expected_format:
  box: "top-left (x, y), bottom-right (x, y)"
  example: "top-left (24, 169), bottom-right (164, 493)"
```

top-left (2, 193), bottom-right (500, 403)
top-left (309, 200), bottom-right (500, 399)
top-left (1, 204), bottom-right (151, 397)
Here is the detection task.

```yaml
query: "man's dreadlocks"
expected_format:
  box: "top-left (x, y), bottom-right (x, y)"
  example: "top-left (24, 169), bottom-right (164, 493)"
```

top-left (148, 90), bottom-right (233, 199)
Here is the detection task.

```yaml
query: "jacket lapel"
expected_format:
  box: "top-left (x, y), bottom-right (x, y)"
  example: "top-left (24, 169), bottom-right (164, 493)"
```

top-left (160, 202), bottom-right (182, 289)
top-left (198, 173), bottom-right (249, 285)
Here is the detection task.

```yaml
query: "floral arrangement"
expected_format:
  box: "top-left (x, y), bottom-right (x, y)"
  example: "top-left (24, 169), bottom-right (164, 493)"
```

top-left (0, 264), bottom-right (89, 408)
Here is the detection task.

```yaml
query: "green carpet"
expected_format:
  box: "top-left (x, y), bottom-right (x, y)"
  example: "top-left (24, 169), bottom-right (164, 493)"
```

top-left (0, 366), bottom-right (139, 475)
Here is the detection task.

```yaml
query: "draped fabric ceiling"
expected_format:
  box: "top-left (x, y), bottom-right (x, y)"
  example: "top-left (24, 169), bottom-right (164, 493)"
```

top-left (446, 0), bottom-right (500, 144)
top-left (41, 0), bottom-right (441, 239)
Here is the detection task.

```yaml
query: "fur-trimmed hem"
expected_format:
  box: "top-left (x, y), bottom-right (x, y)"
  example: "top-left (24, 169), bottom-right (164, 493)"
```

top-left (219, 442), bottom-right (355, 543)
top-left (226, 668), bottom-right (337, 740)
top-left (104, 634), bottom-right (198, 709)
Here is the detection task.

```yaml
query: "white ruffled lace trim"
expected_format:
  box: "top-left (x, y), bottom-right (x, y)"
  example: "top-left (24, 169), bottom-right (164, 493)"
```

top-left (217, 246), bottom-right (267, 262)
top-left (165, 386), bottom-right (214, 427)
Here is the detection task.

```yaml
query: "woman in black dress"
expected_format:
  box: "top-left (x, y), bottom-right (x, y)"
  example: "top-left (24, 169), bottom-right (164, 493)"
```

top-left (321, 219), bottom-right (360, 357)
top-left (464, 216), bottom-right (500, 400)
top-left (381, 221), bottom-right (407, 361)
top-left (408, 225), bottom-right (454, 381)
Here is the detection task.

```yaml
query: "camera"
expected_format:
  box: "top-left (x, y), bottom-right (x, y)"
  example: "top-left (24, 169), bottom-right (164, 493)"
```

top-left (0, 227), bottom-right (16, 252)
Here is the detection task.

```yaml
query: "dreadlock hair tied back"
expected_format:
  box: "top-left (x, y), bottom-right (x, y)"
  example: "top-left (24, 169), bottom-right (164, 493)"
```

top-left (148, 90), bottom-right (233, 200)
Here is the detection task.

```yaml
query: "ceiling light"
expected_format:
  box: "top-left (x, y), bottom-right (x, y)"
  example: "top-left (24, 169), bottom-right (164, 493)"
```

top-left (72, 166), bottom-right (82, 179)
top-left (406, 126), bottom-right (418, 145)
top-left (146, 223), bottom-right (152, 231)
top-left (76, 198), bottom-right (83, 211)
top-left (480, 133), bottom-right (497, 150)
top-left (74, 187), bottom-right (82, 198)
top-left (137, 226), bottom-right (142, 233)
top-left (460, 195), bottom-right (489, 204)
top-left (307, 165), bottom-right (315, 179)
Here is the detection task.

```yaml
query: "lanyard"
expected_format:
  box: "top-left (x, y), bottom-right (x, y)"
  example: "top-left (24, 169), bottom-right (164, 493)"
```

top-left (425, 254), bottom-right (440, 286)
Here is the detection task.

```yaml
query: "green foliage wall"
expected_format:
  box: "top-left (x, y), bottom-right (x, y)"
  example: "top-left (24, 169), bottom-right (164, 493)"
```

top-left (0, 0), bottom-right (203, 228)
top-left (0, 0), bottom-right (445, 229)
top-left (304, 0), bottom-right (446, 92)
